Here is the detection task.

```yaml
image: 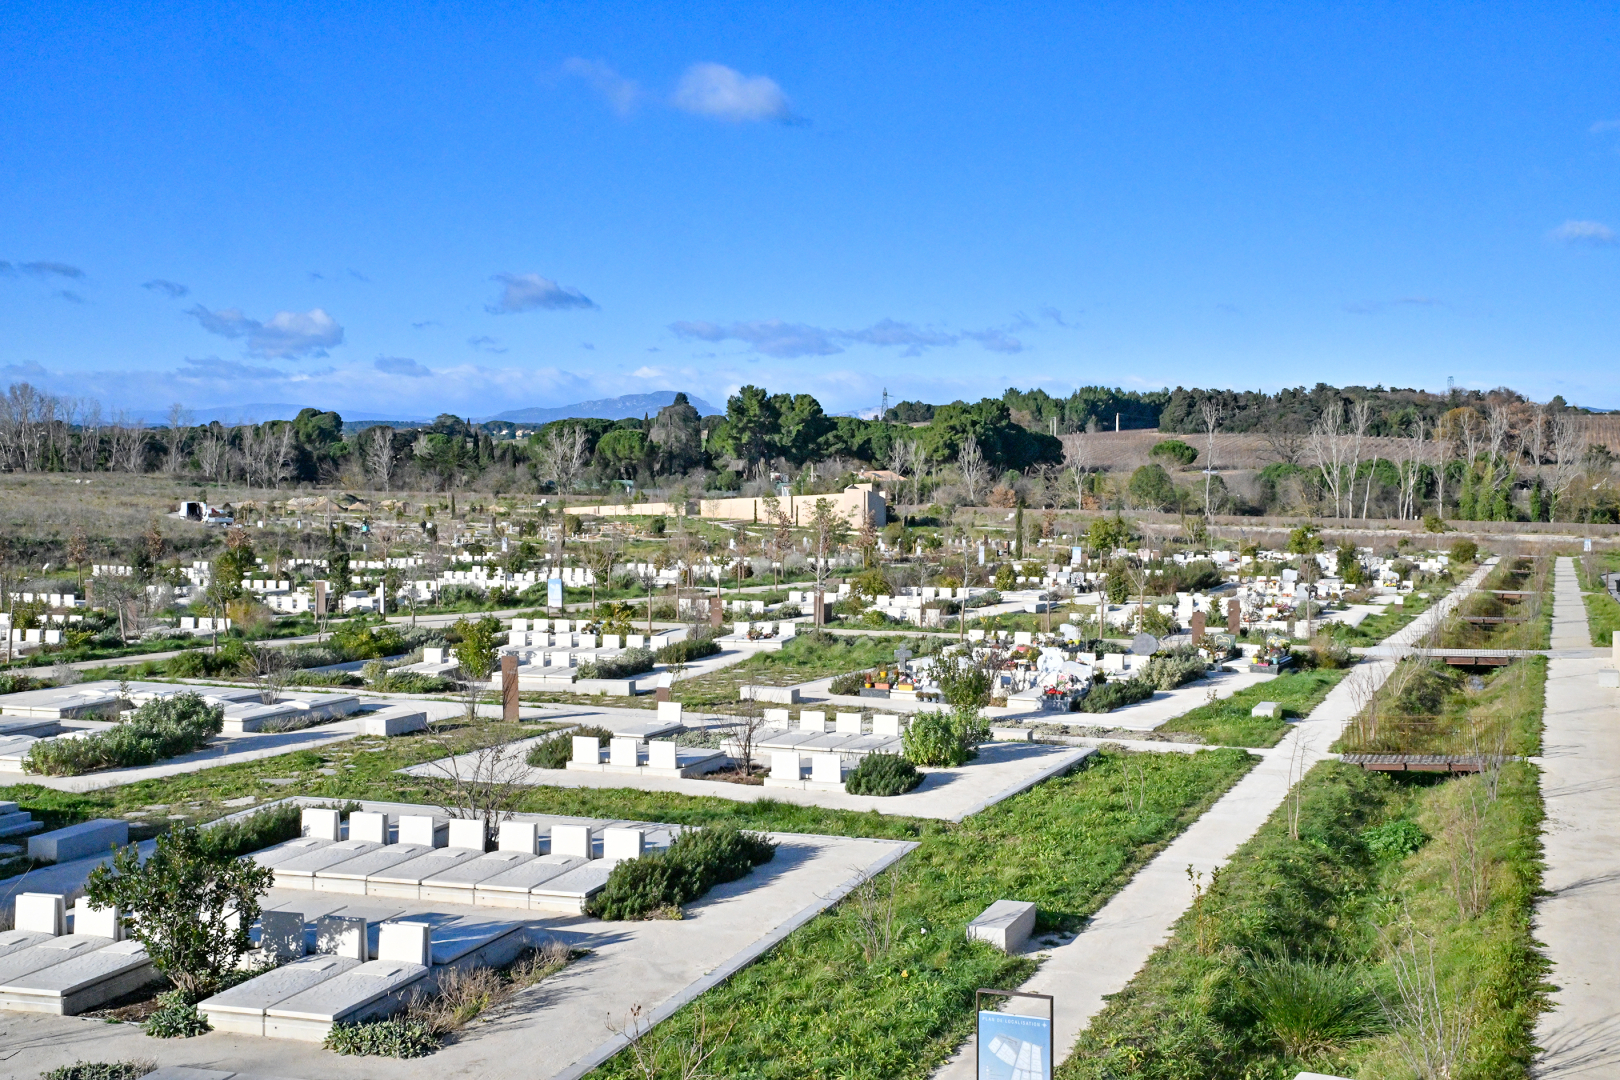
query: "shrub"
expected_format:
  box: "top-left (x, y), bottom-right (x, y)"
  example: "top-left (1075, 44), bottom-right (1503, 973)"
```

top-left (1449, 538), bottom-right (1479, 566)
top-left (1140, 652), bottom-right (1207, 691)
top-left (1076, 676), bottom-right (1156, 713)
top-left (589, 825), bottom-right (776, 920)
top-left (0, 673), bottom-right (44, 695)
top-left (25, 692), bottom-right (225, 776)
top-left (526, 725), bottom-right (615, 770)
top-left (85, 825), bottom-right (274, 1002)
top-left (577, 648), bottom-right (655, 680)
top-left (325, 1016), bottom-right (440, 1058)
top-left (656, 635), bottom-right (721, 665)
top-left (1360, 818), bottom-right (1428, 862)
top-left (1242, 954), bottom-right (1384, 1061)
top-left (844, 753), bottom-right (922, 796)
top-left (142, 993), bottom-right (211, 1038)
top-left (40, 1062), bottom-right (156, 1080)
top-left (1151, 438), bottom-right (1199, 467)
top-left (197, 803), bottom-right (303, 860)
top-left (901, 706), bottom-right (988, 767)
top-left (931, 652), bottom-right (994, 708)
top-left (828, 669), bottom-right (870, 695)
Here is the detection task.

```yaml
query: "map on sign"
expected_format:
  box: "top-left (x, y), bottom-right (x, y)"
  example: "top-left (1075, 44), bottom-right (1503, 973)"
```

top-left (978, 1011), bottom-right (1051, 1080)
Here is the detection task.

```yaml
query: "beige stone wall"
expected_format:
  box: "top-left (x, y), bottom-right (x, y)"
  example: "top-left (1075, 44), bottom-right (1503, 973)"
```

top-left (565, 484), bottom-right (886, 526)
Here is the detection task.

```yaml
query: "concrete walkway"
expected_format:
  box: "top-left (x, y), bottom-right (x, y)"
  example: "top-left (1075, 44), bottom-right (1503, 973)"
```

top-left (935, 557), bottom-right (1495, 1078)
top-left (1533, 557), bottom-right (1620, 1077)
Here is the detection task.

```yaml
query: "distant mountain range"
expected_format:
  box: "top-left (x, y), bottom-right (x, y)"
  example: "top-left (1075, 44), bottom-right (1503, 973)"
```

top-left (483, 392), bottom-right (719, 424)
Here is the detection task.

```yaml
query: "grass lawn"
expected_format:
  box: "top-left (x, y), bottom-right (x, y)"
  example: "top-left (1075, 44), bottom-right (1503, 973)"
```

top-left (1582, 590), bottom-right (1620, 647)
top-left (1338, 655), bottom-right (1545, 757)
top-left (580, 747), bottom-right (1257, 1080)
top-left (1159, 666), bottom-right (1351, 747)
top-left (1330, 586), bottom-right (1445, 646)
top-left (668, 632), bottom-right (939, 710)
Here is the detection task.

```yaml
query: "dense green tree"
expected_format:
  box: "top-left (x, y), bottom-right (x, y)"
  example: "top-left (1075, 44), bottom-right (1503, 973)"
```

top-left (649, 393), bottom-right (703, 473)
top-left (1128, 464), bottom-right (1177, 510)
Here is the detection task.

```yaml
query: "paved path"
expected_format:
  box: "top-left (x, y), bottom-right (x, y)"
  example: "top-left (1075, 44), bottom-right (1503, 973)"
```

top-left (1533, 558), bottom-right (1620, 1077)
top-left (935, 558), bottom-right (1495, 1078)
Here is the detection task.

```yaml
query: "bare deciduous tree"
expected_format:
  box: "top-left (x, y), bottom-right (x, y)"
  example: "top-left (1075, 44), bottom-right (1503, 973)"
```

top-left (364, 426), bottom-right (397, 490)
top-left (957, 434), bottom-right (987, 505)
top-left (1200, 400), bottom-right (1222, 522)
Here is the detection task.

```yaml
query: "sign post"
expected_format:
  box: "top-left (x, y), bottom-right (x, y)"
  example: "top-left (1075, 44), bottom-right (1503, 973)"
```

top-left (975, 989), bottom-right (1053, 1080)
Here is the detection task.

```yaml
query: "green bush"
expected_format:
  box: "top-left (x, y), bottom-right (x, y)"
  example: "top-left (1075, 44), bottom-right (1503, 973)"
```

top-left (1360, 818), bottom-right (1427, 862)
top-left (24, 692), bottom-right (225, 776)
top-left (577, 648), bottom-right (656, 680)
top-left (1449, 538), bottom-right (1479, 566)
top-left (828, 669), bottom-right (870, 695)
top-left (0, 673), bottom-right (45, 695)
top-left (197, 803), bottom-right (303, 860)
top-left (1076, 676), bottom-right (1157, 713)
top-left (40, 1062), bottom-right (156, 1080)
top-left (526, 725), bottom-right (615, 770)
top-left (1140, 652), bottom-right (1207, 690)
top-left (656, 636), bottom-right (721, 665)
top-left (325, 1016), bottom-right (440, 1057)
top-left (901, 706), bottom-right (988, 767)
top-left (589, 825), bottom-right (776, 920)
top-left (1241, 954), bottom-right (1384, 1060)
top-left (843, 753), bottom-right (922, 796)
top-left (141, 994), bottom-right (211, 1038)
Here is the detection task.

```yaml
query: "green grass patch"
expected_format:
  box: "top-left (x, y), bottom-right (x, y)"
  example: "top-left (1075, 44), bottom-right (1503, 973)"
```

top-left (582, 748), bottom-right (1256, 1080)
top-left (1339, 655), bottom-right (1545, 757)
top-left (1161, 667), bottom-right (1351, 747)
top-left (669, 631), bottom-right (939, 710)
top-left (1582, 589), bottom-right (1620, 647)
top-left (1063, 756), bottom-right (1546, 1078)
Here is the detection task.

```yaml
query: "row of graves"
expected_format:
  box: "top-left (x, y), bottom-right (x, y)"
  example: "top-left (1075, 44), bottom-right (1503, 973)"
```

top-left (495, 619), bottom-right (686, 694)
top-left (214, 805), bottom-right (682, 1041)
top-left (0, 681), bottom-right (423, 772)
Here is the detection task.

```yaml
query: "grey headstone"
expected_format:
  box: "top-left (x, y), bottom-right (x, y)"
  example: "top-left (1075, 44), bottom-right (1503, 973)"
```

top-left (259, 910), bottom-right (306, 961)
top-left (316, 916), bottom-right (368, 961)
top-left (1130, 633), bottom-right (1159, 655)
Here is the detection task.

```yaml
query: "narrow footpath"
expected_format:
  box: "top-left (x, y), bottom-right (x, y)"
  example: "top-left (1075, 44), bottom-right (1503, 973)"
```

top-left (1533, 557), bottom-right (1620, 1077)
top-left (935, 558), bottom-right (1496, 1078)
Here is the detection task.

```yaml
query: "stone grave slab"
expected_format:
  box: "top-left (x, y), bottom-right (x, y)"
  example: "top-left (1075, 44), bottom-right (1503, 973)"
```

top-left (251, 837), bottom-right (330, 872)
top-left (363, 849), bottom-right (482, 899)
top-left (269, 840), bottom-right (382, 889)
top-left (529, 860), bottom-right (621, 914)
top-left (473, 854), bottom-right (588, 909)
top-left (263, 958), bottom-right (430, 1041)
top-left (418, 850), bottom-right (537, 903)
top-left (0, 931), bottom-right (51, 960)
top-left (0, 936), bottom-right (111, 990)
top-left (0, 939), bottom-right (154, 1014)
top-left (311, 844), bottom-right (431, 895)
top-left (200, 954), bottom-right (364, 1035)
top-left (27, 819), bottom-right (128, 864)
top-left (426, 917), bottom-right (525, 967)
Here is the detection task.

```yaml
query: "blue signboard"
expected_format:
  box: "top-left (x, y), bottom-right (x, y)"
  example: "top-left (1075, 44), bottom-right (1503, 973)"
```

top-left (547, 577), bottom-right (563, 610)
top-left (977, 1010), bottom-right (1051, 1080)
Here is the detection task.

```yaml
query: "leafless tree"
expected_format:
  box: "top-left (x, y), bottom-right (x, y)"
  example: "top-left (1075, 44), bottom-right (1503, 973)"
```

top-left (1262, 420), bottom-right (1308, 466)
top-left (1550, 411), bottom-right (1584, 518)
top-left (110, 414), bottom-right (148, 473)
top-left (239, 644), bottom-right (292, 705)
top-left (847, 864), bottom-right (900, 962)
top-left (1378, 922), bottom-right (1474, 1079)
top-left (195, 429), bottom-right (226, 481)
top-left (1308, 400), bottom-right (1350, 518)
top-left (538, 425), bottom-right (589, 501)
top-left (610, 1001), bottom-right (733, 1080)
top-left (364, 426), bottom-right (397, 489)
top-left (424, 727), bottom-right (531, 837)
top-left (727, 702), bottom-right (770, 778)
top-left (957, 434), bottom-right (987, 505)
top-left (1061, 431), bottom-right (1091, 509)
top-left (163, 404), bottom-right (192, 474)
top-left (806, 497), bottom-right (850, 623)
top-left (1200, 400), bottom-right (1222, 522)
top-left (270, 423), bottom-right (297, 488)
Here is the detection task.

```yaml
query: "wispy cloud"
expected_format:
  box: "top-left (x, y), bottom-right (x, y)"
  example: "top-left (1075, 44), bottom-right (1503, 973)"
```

top-left (188, 305), bottom-right (345, 358)
top-left (177, 356), bottom-right (290, 381)
top-left (56, 290), bottom-right (86, 305)
top-left (1343, 296), bottom-right (1443, 315)
top-left (486, 273), bottom-right (598, 313)
top-left (468, 335), bottom-right (508, 354)
top-left (1548, 219), bottom-right (1617, 245)
top-left (374, 355), bottom-right (432, 378)
top-left (671, 63), bottom-right (796, 123)
top-left (562, 58), bottom-right (642, 116)
top-left (671, 316), bottom-right (1024, 358)
top-left (142, 279), bottom-right (189, 299)
top-left (20, 261), bottom-right (84, 280)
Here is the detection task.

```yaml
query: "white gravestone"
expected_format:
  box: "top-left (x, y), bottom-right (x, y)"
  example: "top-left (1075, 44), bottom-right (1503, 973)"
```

top-left (549, 823), bottom-right (593, 859)
top-left (602, 828), bottom-right (644, 860)
top-left (260, 910), bottom-right (306, 961)
top-left (316, 915), bottom-right (367, 961)
top-left (15, 893), bottom-right (65, 936)
top-left (348, 812), bottom-right (388, 845)
top-left (396, 815), bottom-right (443, 848)
top-left (770, 751), bottom-right (802, 781)
top-left (497, 821), bottom-right (539, 854)
top-left (377, 921), bottom-right (431, 966)
top-left (301, 808), bottom-right (341, 841)
top-left (447, 819), bottom-right (486, 851)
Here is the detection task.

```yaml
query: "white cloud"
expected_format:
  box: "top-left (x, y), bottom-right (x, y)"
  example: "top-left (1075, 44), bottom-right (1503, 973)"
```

top-left (142, 279), bottom-right (189, 299)
top-left (188, 305), bottom-right (345, 358)
top-left (671, 62), bottom-right (794, 123)
top-left (375, 356), bottom-right (432, 378)
top-left (562, 58), bottom-right (642, 116)
top-left (1549, 219), bottom-right (1617, 245)
top-left (671, 316), bottom-right (1024, 358)
top-left (487, 273), bottom-right (598, 313)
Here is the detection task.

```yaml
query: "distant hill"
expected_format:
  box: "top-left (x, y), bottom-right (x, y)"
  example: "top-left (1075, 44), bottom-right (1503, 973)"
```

top-left (483, 391), bottom-right (719, 424)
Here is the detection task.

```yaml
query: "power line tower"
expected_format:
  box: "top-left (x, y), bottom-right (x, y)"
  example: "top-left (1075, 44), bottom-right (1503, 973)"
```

top-left (880, 387), bottom-right (889, 421)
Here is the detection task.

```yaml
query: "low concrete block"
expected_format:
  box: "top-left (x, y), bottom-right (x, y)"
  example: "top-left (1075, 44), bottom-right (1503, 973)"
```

top-left (602, 827), bottom-right (644, 860)
top-left (301, 808), bottom-right (340, 841)
top-left (263, 958), bottom-right (429, 1041)
top-left (311, 844), bottom-right (430, 895)
top-left (529, 860), bottom-right (620, 914)
top-left (260, 910), bottom-right (306, 961)
top-left (550, 823), bottom-right (593, 859)
top-left (27, 819), bottom-right (128, 864)
top-left (71, 901), bottom-right (121, 940)
top-left (396, 815), bottom-right (445, 848)
top-left (446, 819), bottom-right (487, 851)
top-left (497, 820), bottom-right (539, 854)
top-left (740, 685), bottom-right (800, 704)
top-left (14, 894), bottom-right (64, 936)
top-left (348, 812), bottom-right (388, 845)
top-left (419, 850), bottom-right (537, 903)
top-left (356, 709), bottom-right (427, 736)
top-left (1251, 701), bottom-right (1281, 718)
top-left (0, 938), bottom-right (154, 1015)
top-left (316, 916), bottom-right (367, 962)
top-left (473, 854), bottom-right (587, 908)
top-left (967, 899), bottom-right (1037, 953)
top-left (377, 921), bottom-right (431, 966)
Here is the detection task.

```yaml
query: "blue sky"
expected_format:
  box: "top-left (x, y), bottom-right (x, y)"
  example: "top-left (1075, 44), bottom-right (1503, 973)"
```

top-left (3, 1), bottom-right (1618, 419)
